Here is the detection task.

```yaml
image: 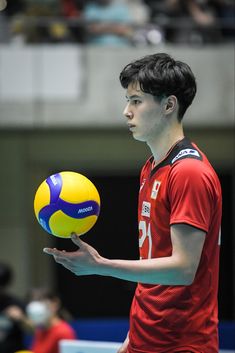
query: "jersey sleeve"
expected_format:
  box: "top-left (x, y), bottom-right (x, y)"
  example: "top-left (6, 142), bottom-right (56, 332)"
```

top-left (168, 159), bottom-right (216, 232)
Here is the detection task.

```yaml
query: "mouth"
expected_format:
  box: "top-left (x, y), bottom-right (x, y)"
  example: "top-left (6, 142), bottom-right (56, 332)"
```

top-left (127, 123), bottom-right (136, 131)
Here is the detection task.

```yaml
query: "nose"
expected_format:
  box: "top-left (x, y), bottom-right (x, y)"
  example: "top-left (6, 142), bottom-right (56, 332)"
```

top-left (123, 103), bottom-right (133, 119)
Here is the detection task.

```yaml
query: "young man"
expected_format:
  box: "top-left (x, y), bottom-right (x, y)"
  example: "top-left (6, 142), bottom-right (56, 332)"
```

top-left (44, 53), bottom-right (222, 353)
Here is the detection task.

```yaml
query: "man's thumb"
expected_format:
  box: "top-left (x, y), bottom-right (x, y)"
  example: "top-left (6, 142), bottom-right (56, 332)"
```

top-left (71, 232), bottom-right (84, 247)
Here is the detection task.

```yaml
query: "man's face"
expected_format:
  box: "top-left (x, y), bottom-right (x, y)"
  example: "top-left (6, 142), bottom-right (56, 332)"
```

top-left (123, 81), bottom-right (165, 143)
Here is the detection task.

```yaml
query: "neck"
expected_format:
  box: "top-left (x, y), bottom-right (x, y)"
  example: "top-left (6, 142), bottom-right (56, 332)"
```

top-left (50, 316), bottom-right (61, 326)
top-left (147, 123), bottom-right (184, 164)
top-left (44, 316), bottom-right (61, 329)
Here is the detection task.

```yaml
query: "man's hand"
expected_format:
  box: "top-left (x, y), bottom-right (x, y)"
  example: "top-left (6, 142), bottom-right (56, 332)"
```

top-left (43, 233), bottom-right (102, 276)
top-left (117, 332), bottom-right (129, 353)
top-left (4, 305), bottom-right (25, 322)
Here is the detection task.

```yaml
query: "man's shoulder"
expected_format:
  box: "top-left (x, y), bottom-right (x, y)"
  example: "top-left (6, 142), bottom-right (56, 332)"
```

top-left (169, 137), bottom-right (204, 166)
top-left (167, 138), bottom-right (219, 186)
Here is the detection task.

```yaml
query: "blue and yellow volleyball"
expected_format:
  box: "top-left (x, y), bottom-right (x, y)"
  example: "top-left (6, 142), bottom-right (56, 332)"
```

top-left (34, 171), bottom-right (100, 238)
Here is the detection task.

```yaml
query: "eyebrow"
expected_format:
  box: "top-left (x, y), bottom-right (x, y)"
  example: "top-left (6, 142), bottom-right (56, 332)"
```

top-left (126, 94), bottom-right (142, 100)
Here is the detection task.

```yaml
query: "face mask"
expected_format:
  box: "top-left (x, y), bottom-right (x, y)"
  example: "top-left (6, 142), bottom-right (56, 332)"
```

top-left (26, 301), bottom-right (50, 326)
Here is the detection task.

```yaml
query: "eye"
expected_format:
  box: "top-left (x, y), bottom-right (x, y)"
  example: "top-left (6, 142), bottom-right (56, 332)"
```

top-left (133, 99), bottom-right (141, 105)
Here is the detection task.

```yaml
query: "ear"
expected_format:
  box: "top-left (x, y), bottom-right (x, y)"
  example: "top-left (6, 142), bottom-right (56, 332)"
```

top-left (164, 95), bottom-right (178, 115)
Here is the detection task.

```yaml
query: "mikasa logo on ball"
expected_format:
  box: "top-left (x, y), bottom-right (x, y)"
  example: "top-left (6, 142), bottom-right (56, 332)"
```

top-left (78, 206), bottom-right (93, 214)
top-left (50, 175), bottom-right (58, 185)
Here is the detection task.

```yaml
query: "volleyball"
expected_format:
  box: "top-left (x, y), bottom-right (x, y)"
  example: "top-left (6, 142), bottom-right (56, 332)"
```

top-left (34, 171), bottom-right (100, 238)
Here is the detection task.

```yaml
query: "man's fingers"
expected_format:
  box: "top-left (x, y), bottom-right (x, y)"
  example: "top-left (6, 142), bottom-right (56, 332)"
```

top-left (43, 234), bottom-right (87, 256)
top-left (43, 247), bottom-right (61, 255)
top-left (49, 254), bottom-right (79, 275)
top-left (43, 248), bottom-right (73, 260)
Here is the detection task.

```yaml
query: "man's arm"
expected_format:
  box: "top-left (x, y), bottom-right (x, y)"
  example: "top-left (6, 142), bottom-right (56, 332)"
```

top-left (43, 224), bottom-right (205, 285)
top-left (117, 331), bottom-right (129, 353)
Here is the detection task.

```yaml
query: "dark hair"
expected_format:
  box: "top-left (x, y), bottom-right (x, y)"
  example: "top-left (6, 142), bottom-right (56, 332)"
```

top-left (27, 287), bottom-right (59, 302)
top-left (0, 262), bottom-right (13, 287)
top-left (119, 53), bottom-right (197, 121)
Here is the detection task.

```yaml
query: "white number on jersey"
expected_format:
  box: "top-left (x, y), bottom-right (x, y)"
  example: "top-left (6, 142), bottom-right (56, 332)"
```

top-left (218, 227), bottom-right (221, 245)
top-left (139, 220), bottom-right (152, 259)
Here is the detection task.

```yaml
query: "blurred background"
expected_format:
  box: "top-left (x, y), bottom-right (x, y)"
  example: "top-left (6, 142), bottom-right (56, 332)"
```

top-left (0, 0), bottom-right (234, 349)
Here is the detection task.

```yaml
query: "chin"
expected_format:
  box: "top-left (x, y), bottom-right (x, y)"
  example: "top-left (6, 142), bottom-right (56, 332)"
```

top-left (132, 133), bottom-right (147, 142)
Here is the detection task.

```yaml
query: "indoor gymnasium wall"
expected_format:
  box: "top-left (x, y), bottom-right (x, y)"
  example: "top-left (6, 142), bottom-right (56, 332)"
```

top-left (0, 46), bottom-right (234, 128)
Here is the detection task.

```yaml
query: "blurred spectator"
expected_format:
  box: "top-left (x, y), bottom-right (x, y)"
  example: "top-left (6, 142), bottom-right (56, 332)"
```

top-left (123, 0), bottom-right (150, 25)
top-left (2, 0), bottom-right (233, 44)
top-left (59, 0), bottom-right (86, 43)
top-left (22, 0), bottom-right (61, 43)
top-left (25, 288), bottom-right (77, 353)
top-left (7, 0), bottom-right (58, 43)
top-left (0, 262), bottom-right (26, 353)
top-left (211, 0), bottom-right (235, 40)
top-left (122, 0), bottom-right (165, 46)
top-left (0, 0), bottom-right (25, 43)
top-left (144, 0), bottom-right (232, 43)
top-left (165, 0), bottom-right (220, 43)
top-left (83, 0), bottom-right (134, 46)
top-left (8, 0), bottom-right (86, 43)
top-left (174, 0), bottom-right (215, 26)
top-left (60, 0), bottom-right (84, 18)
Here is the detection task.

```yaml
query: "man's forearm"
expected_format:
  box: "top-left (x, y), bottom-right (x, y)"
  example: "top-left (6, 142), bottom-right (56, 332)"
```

top-left (97, 256), bottom-right (194, 285)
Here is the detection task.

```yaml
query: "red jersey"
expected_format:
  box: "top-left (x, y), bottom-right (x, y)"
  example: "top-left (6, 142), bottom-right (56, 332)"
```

top-left (31, 320), bottom-right (76, 353)
top-left (128, 137), bottom-right (222, 353)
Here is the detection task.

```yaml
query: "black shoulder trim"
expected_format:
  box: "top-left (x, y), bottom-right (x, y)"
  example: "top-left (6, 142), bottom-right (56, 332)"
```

top-left (170, 138), bottom-right (203, 165)
top-left (150, 137), bottom-right (202, 177)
